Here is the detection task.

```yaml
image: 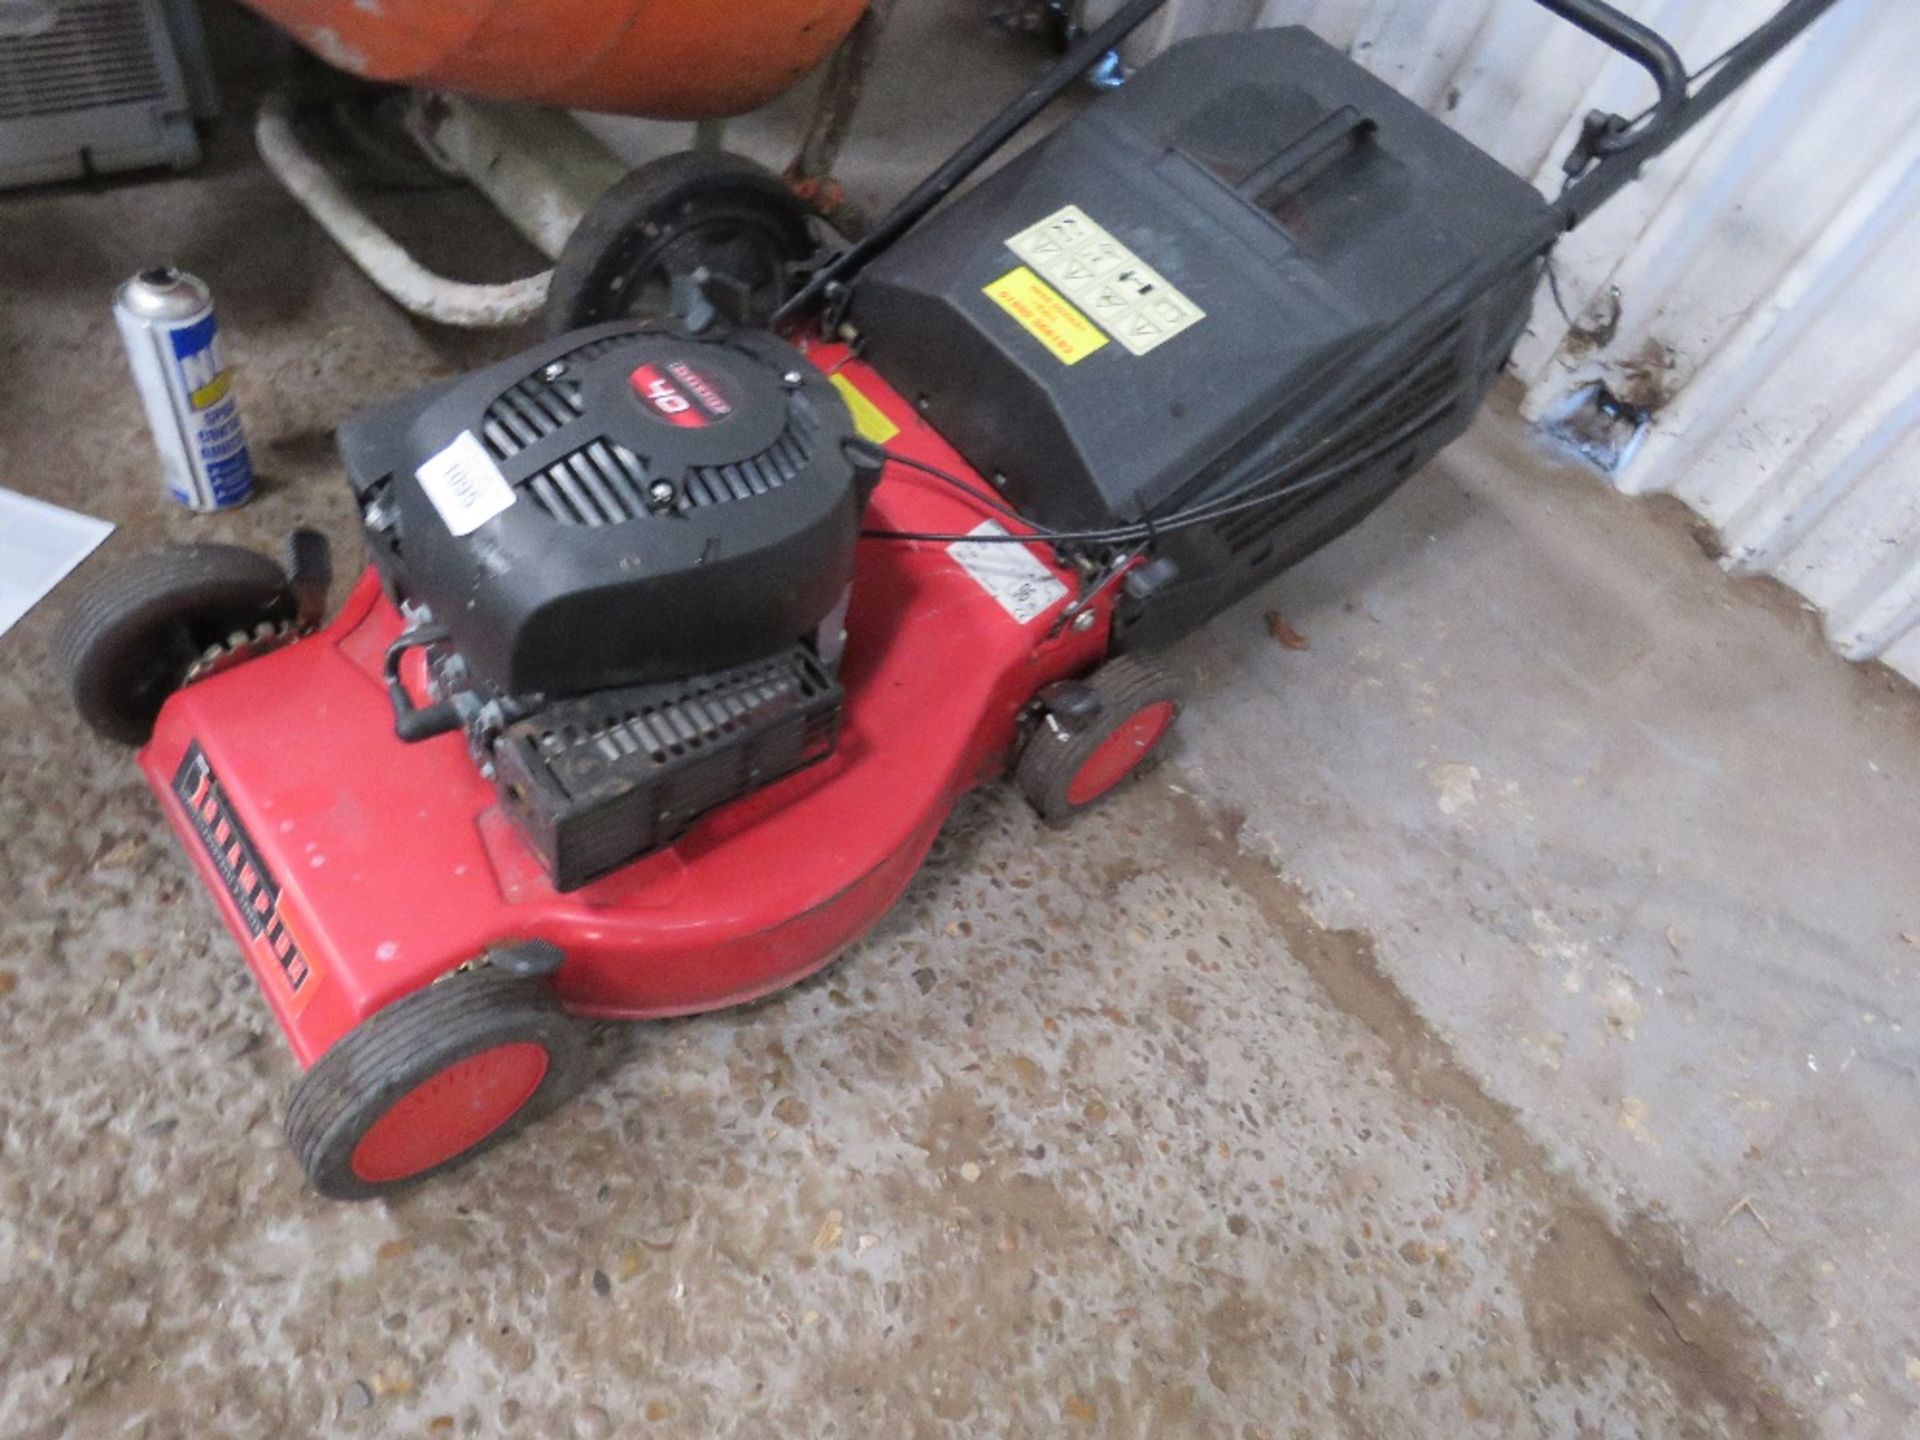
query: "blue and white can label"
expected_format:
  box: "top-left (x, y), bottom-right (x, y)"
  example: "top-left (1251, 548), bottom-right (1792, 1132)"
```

top-left (115, 268), bottom-right (256, 512)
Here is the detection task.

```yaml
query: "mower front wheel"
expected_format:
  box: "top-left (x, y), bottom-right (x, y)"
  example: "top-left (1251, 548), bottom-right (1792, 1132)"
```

top-left (56, 544), bottom-right (298, 746)
top-left (286, 967), bottom-right (589, 1200)
top-left (1017, 655), bottom-right (1181, 825)
top-left (545, 150), bottom-right (817, 334)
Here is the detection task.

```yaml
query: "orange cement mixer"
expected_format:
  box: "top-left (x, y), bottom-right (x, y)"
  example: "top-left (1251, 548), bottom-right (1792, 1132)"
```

top-left (247, 0), bottom-right (870, 117)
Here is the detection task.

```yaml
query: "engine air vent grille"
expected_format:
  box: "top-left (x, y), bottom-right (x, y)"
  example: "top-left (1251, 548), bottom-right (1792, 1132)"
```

top-left (553, 647), bottom-right (838, 774)
top-left (685, 406), bottom-right (819, 510)
top-left (525, 402), bottom-right (822, 526)
top-left (480, 336), bottom-right (629, 460)
top-left (494, 645), bottom-right (844, 890)
top-left (0, 1), bottom-right (167, 121)
top-left (524, 439), bottom-right (654, 527)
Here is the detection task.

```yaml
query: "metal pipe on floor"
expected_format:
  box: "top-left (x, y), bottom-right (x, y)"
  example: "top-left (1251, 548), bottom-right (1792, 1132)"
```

top-left (405, 95), bottom-right (629, 262)
top-left (254, 89), bottom-right (551, 329)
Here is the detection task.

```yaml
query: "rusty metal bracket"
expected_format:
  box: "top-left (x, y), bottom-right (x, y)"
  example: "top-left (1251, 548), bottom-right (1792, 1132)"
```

top-left (785, 0), bottom-right (901, 240)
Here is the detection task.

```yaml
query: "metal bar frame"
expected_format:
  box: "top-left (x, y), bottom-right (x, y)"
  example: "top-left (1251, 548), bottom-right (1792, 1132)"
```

top-left (1544, 0), bottom-right (1848, 227)
top-left (785, 0), bottom-right (904, 238)
top-left (777, 0), bottom-right (1850, 328)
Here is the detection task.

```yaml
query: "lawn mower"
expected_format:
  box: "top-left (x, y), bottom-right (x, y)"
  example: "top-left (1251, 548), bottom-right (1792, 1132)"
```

top-left (61, 0), bottom-right (1844, 1198)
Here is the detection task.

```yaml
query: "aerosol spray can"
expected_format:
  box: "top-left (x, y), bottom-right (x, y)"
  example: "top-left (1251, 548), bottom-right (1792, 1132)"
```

top-left (113, 266), bottom-right (256, 511)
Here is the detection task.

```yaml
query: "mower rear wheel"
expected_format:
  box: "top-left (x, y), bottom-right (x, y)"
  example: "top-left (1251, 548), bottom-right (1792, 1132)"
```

top-left (56, 544), bottom-right (297, 746)
top-left (544, 150), bottom-right (816, 334)
top-left (287, 967), bottom-right (589, 1200)
top-left (1017, 655), bottom-right (1181, 825)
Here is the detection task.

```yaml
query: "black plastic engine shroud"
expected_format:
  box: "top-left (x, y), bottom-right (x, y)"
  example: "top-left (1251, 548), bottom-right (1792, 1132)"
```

top-left (339, 323), bottom-right (877, 701)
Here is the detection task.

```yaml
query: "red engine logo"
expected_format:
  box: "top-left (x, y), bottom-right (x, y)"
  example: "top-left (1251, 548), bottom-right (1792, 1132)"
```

top-left (630, 360), bottom-right (734, 428)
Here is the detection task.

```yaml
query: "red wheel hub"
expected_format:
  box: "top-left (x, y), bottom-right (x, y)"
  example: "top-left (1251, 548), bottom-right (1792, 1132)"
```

top-left (350, 1041), bottom-right (550, 1184)
top-left (1066, 701), bottom-right (1175, 807)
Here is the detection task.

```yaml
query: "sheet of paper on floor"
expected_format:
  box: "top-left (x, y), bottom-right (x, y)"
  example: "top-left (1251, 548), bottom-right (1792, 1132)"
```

top-left (0, 488), bottom-right (114, 640)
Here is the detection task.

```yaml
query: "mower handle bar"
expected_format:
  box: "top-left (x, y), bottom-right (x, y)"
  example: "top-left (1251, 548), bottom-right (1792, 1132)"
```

top-left (775, 0), bottom-right (1844, 323)
top-left (1550, 0), bottom-right (1845, 226)
top-left (1533, 0), bottom-right (1689, 155)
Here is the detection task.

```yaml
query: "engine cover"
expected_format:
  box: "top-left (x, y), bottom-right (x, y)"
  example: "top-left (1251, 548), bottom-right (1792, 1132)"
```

top-left (339, 323), bottom-right (879, 699)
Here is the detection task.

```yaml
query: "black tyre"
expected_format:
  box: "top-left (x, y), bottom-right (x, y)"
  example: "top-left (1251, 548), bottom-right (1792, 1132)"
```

top-left (55, 544), bottom-right (296, 746)
top-left (1017, 655), bottom-right (1181, 825)
top-left (545, 150), bottom-right (816, 334)
top-left (286, 967), bottom-right (589, 1201)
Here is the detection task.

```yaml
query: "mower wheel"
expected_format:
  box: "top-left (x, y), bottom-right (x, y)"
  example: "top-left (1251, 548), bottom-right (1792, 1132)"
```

top-left (56, 544), bottom-right (297, 746)
top-left (286, 966), bottom-right (589, 1201)
top-left (1017, 655), bottom-right (1180, 825)
top-left (545, 150), bottom-right (816, 334)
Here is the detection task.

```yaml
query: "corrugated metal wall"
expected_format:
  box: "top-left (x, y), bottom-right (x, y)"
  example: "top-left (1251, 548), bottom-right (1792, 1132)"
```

top-left (1091, 0), bottom-right (1920, 685)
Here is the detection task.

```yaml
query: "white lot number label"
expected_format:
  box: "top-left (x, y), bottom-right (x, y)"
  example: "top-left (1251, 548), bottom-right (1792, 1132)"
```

top-left (949, 521), bottom-right (1070, 625)
top-left (1006, 204), bottom-right (1205, 357)
top-left (416, 430), bottom-right (516, 536)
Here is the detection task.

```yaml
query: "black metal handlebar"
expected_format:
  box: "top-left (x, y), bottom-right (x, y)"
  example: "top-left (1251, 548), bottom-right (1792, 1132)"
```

top-left (1538, 0), bottom-right (1845, 227)
top-left (1531, 0), bottom-right (1689, 155)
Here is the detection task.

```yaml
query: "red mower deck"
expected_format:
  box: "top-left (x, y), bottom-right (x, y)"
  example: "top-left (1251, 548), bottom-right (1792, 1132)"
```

top-left (138, 351), bottom-right (1110, 1069)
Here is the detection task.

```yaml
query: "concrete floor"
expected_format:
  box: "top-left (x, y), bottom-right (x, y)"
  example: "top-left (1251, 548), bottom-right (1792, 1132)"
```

top-left (4, 7), bottom-right (1920, 1438)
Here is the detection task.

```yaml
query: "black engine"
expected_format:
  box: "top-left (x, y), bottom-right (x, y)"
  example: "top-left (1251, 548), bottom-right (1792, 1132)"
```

top-left (338, 323), bottom-right (880, 889)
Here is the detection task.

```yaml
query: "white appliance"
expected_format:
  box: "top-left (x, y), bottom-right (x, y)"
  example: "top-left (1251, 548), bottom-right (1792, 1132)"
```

top-left (0, 0), bottom-right (213, 188)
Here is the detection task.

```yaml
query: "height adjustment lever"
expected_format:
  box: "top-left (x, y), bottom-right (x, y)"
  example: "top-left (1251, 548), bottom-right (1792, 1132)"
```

top-left (284, 527), bottom-right (334, 632)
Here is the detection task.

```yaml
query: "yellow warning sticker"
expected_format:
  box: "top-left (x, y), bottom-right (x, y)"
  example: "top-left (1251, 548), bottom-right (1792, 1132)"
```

top-left (983, 266), bottom-right (1110, 366)
top-left (829, 372), bottom-right (901, 445)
